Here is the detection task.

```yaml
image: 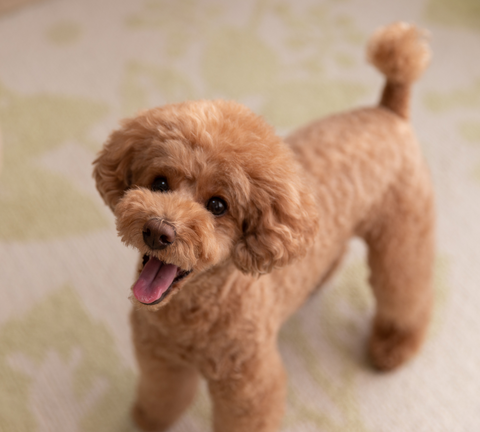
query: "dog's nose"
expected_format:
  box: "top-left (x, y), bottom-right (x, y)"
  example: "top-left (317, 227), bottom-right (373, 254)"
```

top-left (142, 219), bottom-right (176, 250)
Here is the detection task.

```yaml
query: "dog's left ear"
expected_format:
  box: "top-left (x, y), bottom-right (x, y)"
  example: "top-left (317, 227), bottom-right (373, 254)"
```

top-left (93, 121), bottom-right (138, 211)
top-left (233, 170), bottom-right (319, 275)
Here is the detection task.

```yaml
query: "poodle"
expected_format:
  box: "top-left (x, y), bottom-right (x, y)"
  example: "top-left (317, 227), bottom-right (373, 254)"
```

top-left (93, 22), bottom-right (435, 432)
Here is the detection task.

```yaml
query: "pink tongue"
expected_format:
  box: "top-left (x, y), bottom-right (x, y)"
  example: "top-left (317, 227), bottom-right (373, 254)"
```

top-left (132, 257), bottom-right (178, 304)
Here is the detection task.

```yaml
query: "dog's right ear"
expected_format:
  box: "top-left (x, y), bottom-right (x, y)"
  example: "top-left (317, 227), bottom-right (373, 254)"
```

top-left (93, 123), bottom-right (136, 211)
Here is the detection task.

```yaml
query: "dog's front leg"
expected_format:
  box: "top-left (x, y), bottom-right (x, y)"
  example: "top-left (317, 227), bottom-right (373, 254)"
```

top-left (131, 312), bottom-right (199, 432)
top-left (132, 353), bottom-right (199, 431)
top-left (207, 346), bottom-right (287, 432)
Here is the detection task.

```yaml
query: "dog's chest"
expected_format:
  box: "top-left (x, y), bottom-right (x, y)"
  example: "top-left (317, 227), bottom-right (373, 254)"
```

top-left (141, 286), bottom-right (272, 378)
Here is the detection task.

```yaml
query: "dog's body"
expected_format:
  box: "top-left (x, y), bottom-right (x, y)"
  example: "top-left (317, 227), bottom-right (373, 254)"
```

top-left (94, 23), bottom-right (434, 432)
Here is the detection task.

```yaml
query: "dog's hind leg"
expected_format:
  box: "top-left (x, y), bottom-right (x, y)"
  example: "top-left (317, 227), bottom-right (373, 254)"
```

top-left (361, 177), bottom-right (435, 371)
top-left (131, 313), bottom-right (199, 432)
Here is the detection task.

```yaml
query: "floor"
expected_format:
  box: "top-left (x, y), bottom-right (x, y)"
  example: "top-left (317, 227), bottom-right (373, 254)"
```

top-left (0, 0), bottom-right (479, 431)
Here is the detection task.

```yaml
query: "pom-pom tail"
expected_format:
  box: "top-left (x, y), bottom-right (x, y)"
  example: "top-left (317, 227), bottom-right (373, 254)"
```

top-left (367, 22), bottom-right (431, 119)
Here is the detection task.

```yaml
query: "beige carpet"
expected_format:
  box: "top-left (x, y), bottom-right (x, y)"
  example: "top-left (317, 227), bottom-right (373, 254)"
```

top-left (1, 0), bottom-right (479, 431)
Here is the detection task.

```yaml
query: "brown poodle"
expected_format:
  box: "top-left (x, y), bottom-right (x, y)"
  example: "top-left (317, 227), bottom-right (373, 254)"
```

top-left (93, 23), bottom-right (434, 432)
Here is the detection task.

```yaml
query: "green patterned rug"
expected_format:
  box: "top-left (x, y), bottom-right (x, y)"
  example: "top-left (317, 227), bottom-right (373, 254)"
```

top-left (1, 0), bottom-right (479, 431)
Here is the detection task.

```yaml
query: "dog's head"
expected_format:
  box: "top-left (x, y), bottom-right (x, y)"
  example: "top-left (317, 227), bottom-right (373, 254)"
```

top-left (93, 100), bottom-right (318, 309)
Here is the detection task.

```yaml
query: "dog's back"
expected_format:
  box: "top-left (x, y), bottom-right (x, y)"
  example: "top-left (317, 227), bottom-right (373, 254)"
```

top-left (278, 23), bottom-right (434, 371)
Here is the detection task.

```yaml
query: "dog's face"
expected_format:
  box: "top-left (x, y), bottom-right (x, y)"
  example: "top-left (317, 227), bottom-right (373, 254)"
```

top-left (93, 100), bottom-right (318, 309)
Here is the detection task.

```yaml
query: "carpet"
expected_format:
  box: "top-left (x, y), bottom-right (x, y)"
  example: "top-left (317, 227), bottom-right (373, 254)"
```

top-left (0, 0), bottom-right (479, 431)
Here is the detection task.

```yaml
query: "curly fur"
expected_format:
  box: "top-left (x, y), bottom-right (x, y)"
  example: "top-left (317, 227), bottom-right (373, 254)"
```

top-left (93, 23), bottom-right (435, 432)
top-left (368, 22), bottom-right (431, 84)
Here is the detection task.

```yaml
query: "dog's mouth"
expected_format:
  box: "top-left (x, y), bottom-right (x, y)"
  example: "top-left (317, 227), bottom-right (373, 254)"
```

top-left (132, 255), bottom-right (191, 305)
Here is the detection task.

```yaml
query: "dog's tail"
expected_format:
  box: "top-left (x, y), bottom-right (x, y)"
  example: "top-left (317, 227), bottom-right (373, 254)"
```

top-left (367, 22), bottom-right (431, 120)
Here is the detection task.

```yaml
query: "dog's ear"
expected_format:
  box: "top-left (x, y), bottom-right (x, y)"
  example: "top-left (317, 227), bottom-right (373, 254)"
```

top-left (93, 122), bottom-right (137, 211)
top-left (233, 170), bottom-right (319, 275)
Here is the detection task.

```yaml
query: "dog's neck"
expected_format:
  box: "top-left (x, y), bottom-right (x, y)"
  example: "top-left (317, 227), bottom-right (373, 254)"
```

top-left (145, 260), bottom-right (255, 328)
top-left (178, 260), bottom-right (252, 307)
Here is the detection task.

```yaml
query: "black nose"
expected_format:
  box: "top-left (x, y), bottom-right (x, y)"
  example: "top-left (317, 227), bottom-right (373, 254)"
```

top-left (142, 219), bottom-right (176, 250)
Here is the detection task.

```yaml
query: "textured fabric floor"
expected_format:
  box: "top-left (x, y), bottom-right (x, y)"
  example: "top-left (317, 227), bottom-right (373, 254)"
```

top-left (0, 0), bottom-right (479, 431)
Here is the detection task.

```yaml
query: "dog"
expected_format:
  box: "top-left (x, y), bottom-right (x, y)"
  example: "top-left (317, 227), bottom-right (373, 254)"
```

top-left (93, 22), bottom-right (434, 432)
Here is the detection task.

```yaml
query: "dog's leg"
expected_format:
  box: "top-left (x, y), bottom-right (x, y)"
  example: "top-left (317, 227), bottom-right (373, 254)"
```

top-left (131, 315), bottom-right (199, 431)
top-left (207, 346), bottom-right (286, 432)
top-left (363, 181), bottom-right (435, 371)
top-left (132, 350), bottom-right (199, 431)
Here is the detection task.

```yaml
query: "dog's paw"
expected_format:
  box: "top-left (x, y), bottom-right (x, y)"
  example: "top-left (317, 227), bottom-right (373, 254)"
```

top-left (368, 320), bottom-right (424, 371)
top-left (132, 403), bottom-right (170, 432)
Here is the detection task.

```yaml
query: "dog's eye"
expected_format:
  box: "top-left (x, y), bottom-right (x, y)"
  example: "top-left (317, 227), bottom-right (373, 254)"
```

top-left (206, 197), bottom-right (227, 216)
top-left (151, 177), bottom-right (169, 192)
